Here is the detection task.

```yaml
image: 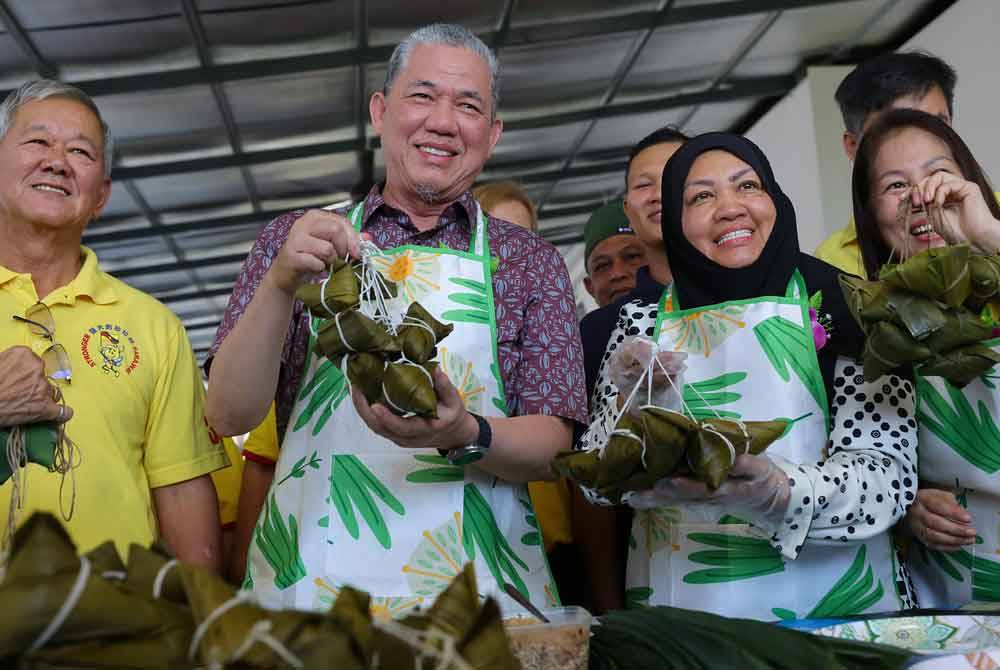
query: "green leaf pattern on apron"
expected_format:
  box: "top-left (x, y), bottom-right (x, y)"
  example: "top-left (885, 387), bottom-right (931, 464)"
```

top-left (916, 375), bottom-right (1000, 473)
top-left (682, 532), bottom-right (785, 585)
top-left (805, 545), bottom-right (884, 618)
top-left (463, 483), bottom-right (530, 598)
top-left (682, 372), bottom-right (747, 420)
top-left (518, 497), bottom-right (541, 546)
top-left (329, 455), bottom-right (406, 549)
top-left (771, 545), bottom-right (884, 620)
top-left (277, 450), bottom-right (323, 486)
top-left (442, 277), bottom-right (491, 325)
top-left (918, 538), bottom-right (1000, 601)
top-left (753, 315), bottom-right (828, 426)
top-left (405, 454), bottom-right (464, 484)
top-left (293, 357), bottom-right (349, 435)
top-left (255, 493), bottom-right (308, 590)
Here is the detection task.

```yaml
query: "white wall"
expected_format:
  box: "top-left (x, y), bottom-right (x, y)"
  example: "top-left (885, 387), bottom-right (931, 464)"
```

top-left (746, 75), bottom-right (823, 252)
top-left (746, 0), bottom-right (999, 252)
top-left (904, 0), bottom-right (1000, 182)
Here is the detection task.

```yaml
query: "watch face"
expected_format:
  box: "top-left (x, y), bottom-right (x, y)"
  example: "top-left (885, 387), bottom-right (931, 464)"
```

top-left (448, 445), bottom-right (487, 466)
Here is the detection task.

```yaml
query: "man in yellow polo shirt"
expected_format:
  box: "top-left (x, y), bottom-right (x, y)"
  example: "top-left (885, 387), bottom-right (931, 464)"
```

top-left (815, 52), bottom-right (957, 273)
top-left (0, 80), bottom-right (228, 566)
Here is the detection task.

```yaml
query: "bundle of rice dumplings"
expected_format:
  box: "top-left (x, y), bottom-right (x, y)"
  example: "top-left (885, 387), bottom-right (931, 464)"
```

top-left (554, 407), bottom-right (788, 502)
top-left (840, 243), bottom-right (1000, 386)
top-left (296, 256), bottom-right (453, 418)
top-left (2, 513), bottom-right (519, 670)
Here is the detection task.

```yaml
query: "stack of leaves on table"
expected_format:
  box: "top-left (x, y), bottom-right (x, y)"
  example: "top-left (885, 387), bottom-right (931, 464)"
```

top-left (297, 257), bottom-right (453, 417)
top-left (1, 513), bottom-right (519, 669)
top-left (589, 606), bottom-right (911, 670)
top-left (553, 407), bottom-right (789, 503)
top-left (840, 244), bottom-right (1000, 387)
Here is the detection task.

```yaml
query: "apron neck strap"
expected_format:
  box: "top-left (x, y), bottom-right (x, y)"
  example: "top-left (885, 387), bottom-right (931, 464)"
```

top-left (659, 269), bottom-right (808, 316)
top-left (347, 197), bottom-right (489, 259)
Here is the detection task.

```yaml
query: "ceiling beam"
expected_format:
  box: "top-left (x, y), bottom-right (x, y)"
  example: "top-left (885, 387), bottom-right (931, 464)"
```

top-left (0, 0), bottom-right (850, 101)
top-left (677, 10), bottom-right (783, 130)
top-left (492, 0), bottom-right (519, 51)
top-left (0, 2), bottom-right (57, 79)
top-left (85, 154), bottom-right (633, 248)
top-left (536, 0), bottom-right (676, 212)
top-left (179, 0), bottom-right (263, 213)
top-left (109, 252), bottom-right (249, 278)
top-left (108, 74), bottom-right (790, 182)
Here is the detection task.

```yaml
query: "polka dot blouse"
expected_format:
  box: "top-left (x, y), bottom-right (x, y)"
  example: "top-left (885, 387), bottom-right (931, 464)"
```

top-left (577, 296), bottom-right (919, 561)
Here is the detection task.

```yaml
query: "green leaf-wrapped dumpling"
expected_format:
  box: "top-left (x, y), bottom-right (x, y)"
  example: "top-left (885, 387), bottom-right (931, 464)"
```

top-left (398, 302), bottom-right (453, 364)
top-left (316, 310), bottom-right (400, 361)
top-left (382, 362), bottom-right (438, 418)
top-left (295, 257), bottom-right (361, 318)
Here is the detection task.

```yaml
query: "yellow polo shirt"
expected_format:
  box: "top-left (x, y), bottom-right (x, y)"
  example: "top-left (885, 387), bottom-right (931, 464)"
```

top-left (0, 247), bottom-right (229, 556)
top-left (814, 222), bottom-right (865, 276)
top-left (242, 402), bottom-right (280, 464)
top-left (209, 432), bottom-right (244, 528)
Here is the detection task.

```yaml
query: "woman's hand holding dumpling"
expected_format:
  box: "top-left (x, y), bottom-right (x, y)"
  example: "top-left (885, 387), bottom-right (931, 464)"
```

top-left (608, 338), bottom-right (688, 415)
top-left (628, 453), bottom-right (791, 533)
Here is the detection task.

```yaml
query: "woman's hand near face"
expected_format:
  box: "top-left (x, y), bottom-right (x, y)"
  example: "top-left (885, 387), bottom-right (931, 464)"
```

top-left (914, 172), bottom-right (1000, 254)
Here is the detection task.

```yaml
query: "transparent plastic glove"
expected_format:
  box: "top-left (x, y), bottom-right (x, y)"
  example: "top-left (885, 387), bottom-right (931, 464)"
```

top-left (607, 337), bottom-right (688, 416)
top-left (628, 453), bottom-right (792, 533)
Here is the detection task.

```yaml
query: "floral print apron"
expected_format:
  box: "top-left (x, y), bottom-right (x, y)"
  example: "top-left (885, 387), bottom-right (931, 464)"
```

top-left (244, 200), bottom-right (555, 617)
top-left (627, 271), bottom-right (901, 620)
top-left (909, 338), bottom-right (1000, 607)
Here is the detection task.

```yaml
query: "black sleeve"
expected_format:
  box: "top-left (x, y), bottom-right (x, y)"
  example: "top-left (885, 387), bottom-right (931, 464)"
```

top-left (579, 303), bottom-right (622, 410)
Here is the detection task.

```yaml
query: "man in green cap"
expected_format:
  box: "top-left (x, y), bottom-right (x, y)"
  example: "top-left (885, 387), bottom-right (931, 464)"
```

top-left (583, 201), bottom-right (647, 307)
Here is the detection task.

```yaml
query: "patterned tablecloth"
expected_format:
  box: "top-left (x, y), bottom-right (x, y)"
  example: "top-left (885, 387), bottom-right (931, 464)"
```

top-left (809, 610), bottom-right (1000, 669)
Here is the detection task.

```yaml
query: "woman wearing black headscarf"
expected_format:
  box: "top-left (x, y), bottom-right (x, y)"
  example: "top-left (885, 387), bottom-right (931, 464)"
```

top-left (575, 132), bottom-right (917, 620)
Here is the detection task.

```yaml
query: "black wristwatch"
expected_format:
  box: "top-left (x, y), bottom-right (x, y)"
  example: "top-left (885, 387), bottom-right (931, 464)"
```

top-left (438, 412), bottom-right (492, 465)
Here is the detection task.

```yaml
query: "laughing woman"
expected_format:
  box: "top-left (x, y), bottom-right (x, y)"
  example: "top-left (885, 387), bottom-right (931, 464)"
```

top-left (576, 132), bottom-right (918, 620)
top-left (852, 108), bottom-right (1000, 607)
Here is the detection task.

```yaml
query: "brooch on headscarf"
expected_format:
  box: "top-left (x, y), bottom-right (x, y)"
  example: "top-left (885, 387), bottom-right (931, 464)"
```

top-left (809, 291), bottom-right (833, 351)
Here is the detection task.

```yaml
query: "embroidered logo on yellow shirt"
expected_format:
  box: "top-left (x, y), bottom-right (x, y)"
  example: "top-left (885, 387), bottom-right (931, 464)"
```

top-left (80, 324), bottom-right (140, 377)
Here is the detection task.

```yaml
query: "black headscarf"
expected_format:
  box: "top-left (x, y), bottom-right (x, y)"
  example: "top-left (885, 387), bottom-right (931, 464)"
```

top-left (660, 132), bottom-right (864, 379)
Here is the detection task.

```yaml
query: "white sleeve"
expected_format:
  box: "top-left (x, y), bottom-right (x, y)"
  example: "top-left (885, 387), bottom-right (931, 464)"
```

top-left (767, 357), bottom-right (918, 559)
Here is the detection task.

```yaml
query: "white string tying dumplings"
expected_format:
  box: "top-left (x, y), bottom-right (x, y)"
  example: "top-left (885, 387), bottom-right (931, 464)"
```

top-left (188, 590), bottom-right (304, 669)
top-left (357, 239), bottom-right (401, 334)
top-left (188, 590), bottom-right (472, 670)
top-left (381, 361), bottom-right (436, 418)
top-left (153, 558), bottom-right (179, 599)
top-left (371, 619), bottom-right (473, 670)
top-left (3, 403), bottom-right (79, 562)
top-left (605, 340), bottom-right (751, 469)
top-left (28, 555), bottom-right (92, 652)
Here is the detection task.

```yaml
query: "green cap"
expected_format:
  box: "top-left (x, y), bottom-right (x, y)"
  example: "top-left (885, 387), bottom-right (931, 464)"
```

top-left (584, 200), bottom-right (634, 264)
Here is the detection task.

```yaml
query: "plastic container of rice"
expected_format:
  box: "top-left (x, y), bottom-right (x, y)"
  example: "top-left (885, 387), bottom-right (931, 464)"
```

top-left (504, 606), bottom-right (591, 670)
